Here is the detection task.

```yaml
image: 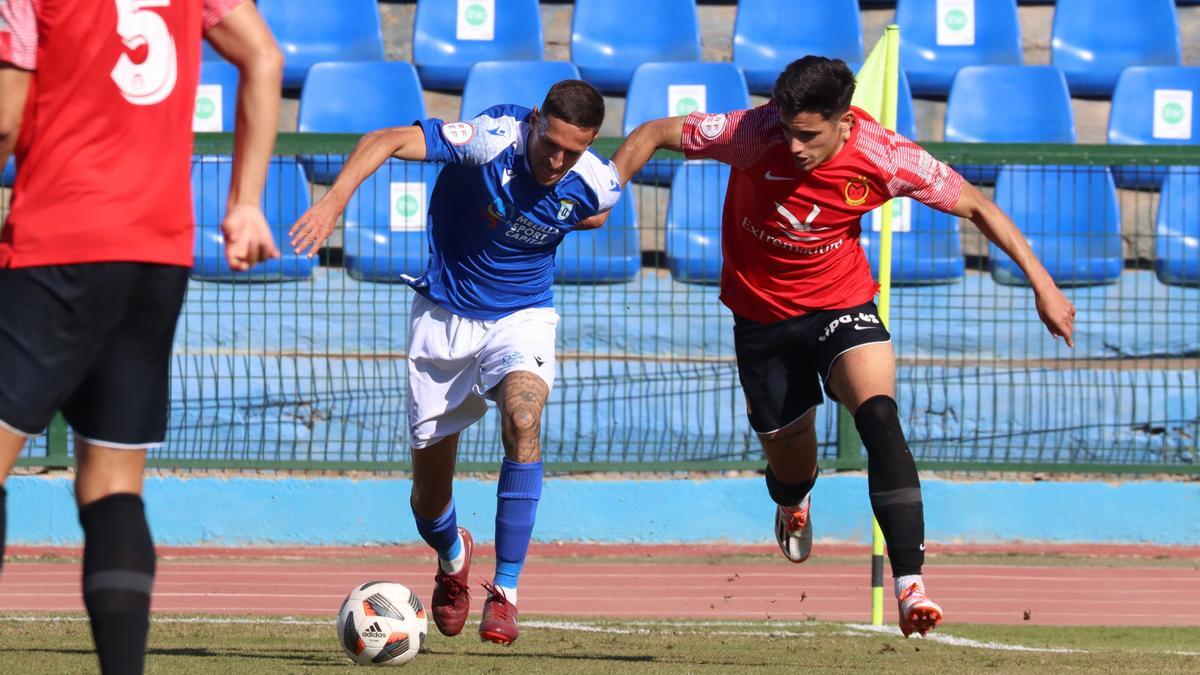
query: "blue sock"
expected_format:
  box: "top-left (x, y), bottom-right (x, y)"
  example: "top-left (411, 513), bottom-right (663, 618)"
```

top-left (412, 501), bottom-right (462, 562)
top-left (493, 459), bottom-right (542, 591)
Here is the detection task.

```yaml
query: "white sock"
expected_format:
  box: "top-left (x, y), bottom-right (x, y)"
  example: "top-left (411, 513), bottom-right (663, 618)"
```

top-left (438, 534), bottom-right (466, 574)
top-left (493, 584), bottom-right (517, 605)
top-left (895, 574), bottom-right (923, 599)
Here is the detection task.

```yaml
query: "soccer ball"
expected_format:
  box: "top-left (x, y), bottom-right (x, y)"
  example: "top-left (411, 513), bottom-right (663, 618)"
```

top-left (336, 581), bottom-right (428, 666)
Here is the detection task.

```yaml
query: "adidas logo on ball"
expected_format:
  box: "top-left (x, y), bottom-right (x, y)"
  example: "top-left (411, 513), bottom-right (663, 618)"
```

top-left (361, 621), bottom-right (387, 639)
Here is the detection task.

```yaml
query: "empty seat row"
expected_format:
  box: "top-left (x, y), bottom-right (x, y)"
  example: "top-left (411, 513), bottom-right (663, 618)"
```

top-left (219, 0), bottom-right (1189, 97)
top-left (194, 59), bottom-right (1197, 192)
top-left (188, 157), bottom-right (1200, 290)
top-left (946, 65), bottom-right (1200, 189)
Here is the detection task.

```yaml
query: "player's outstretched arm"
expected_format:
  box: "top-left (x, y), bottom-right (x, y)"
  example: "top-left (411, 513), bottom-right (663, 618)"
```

top-left (949, 181), bottom-right (1077, 347)
top-left (206, 1), bottom-right (284, 271)
top-left (290, 126), bottom-right (428, 258)
top-left (611, 116), bottom-right (686, 186)
top-left (0, 64), bottom-right (30, 170)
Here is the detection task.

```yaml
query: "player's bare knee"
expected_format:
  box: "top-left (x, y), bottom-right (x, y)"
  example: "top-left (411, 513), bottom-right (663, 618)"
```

top-left (502, 404), bottom-right (541, 437)
top-left (758, 410), bottom-right (815, 443)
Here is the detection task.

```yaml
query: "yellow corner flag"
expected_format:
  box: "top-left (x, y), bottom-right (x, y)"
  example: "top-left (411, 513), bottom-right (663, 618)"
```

top-left (851, 25), bottom-right (901, 628)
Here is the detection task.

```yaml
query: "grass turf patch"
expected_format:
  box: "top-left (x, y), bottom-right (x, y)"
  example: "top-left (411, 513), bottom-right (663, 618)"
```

top-left (2, 614), bottom-right (1198, 673)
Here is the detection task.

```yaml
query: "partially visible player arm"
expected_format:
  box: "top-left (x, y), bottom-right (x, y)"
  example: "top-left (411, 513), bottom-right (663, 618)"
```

top-left (289, 125), bottom-right (428, 258)
top-left (610, 116), bottom-right (686, 185)
top-left (0, 65), bottom-right (30, 170)
top-left (573, 209), bottom-right (610, 231)
top-left (0, 0), bottom-right (35, 171)
top-left (948, 182), bottom-right (1077, 347)
top-left (205, 1), bottom-right (284, 271)
top-left (572, 116), bottom-right (686, 231)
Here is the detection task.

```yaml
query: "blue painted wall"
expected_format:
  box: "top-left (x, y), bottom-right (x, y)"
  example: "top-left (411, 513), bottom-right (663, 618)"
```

top-left (7, 475), bottom-right (1197, 547)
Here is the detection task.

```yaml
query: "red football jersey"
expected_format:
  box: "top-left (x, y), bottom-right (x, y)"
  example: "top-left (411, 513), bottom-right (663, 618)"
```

top-left (0, 0), bottom-right (242, 268)
top-left (682, 104), bottom-right (964, 323)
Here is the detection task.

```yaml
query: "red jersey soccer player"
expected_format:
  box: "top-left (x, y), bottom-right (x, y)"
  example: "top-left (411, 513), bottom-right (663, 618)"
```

top-left (612, 57), bottom-right (1076, 636)
top-left (0, 1), bottom-right (281, 672)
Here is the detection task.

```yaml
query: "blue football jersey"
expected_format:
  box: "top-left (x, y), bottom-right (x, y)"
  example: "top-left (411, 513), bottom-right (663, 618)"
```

top-left (412, 104), bottom-right (623, 320)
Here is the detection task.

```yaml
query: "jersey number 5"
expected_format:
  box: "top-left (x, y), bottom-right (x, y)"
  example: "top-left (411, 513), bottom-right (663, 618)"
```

top-left (111, 0), bottom-right (177, 106)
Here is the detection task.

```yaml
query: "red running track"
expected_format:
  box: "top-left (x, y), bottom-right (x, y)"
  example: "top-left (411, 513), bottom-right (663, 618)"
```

top-left (2, 545), bottom-right (1198, 627)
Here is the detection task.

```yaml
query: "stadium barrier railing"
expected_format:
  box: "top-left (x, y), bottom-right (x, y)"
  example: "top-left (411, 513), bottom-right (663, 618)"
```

top-left (4, 135), bottom-right (1197, 475)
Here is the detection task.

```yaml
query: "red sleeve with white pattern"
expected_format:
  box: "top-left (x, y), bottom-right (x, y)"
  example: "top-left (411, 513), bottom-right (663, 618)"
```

top-left (0, 0), bottom-right (38, 70)
top-left (853, 114), bottom-right (964, 211)
top-left (203, 0), bottom-right (245, 31)
top-left (681, 104), bottom-right (783, 170)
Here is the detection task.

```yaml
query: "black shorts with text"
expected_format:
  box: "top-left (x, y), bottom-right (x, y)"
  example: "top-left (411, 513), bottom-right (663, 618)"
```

top-left (733, 301), bottom-right (892, 433)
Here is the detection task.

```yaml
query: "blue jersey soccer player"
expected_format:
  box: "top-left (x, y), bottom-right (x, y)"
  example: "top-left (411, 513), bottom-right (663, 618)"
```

top-left (291, 80), bottom-right (622, 645)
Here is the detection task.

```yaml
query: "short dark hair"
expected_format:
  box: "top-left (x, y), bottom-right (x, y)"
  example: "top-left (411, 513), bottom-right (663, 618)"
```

top-left (772, 56), bottom-right (856, 119)
top-left (540, 79), bottom-right (605, 130)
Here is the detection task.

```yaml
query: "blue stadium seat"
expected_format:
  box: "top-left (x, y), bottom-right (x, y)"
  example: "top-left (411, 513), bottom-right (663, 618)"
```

top-left (297, 62), bottom-right (427, 184)
top-left (195, 61), bottom-right (238, 133)
top-left (848, 62), bottom-right (919, 139)
top-left (991, 165), bottom-right (1122, 287)
top-left (945, 65), bottom-right (1075, 183)
top-left (1052, 0), bottom-right (1181, 97)
top-left (1108, 67), bottom-right (1200, 189)
top-left (191, 156), bottom-right (317, 282)
top-left (1155, 168), bottom-right (1200, 286)
top-left (571, 0), bottom-right (701, 94)
top-left (258, 0), bottom-right (385, 89)
top-left (896, 0), bottom-right (1022, 97)
top-left (413, 0), bottom-right (544, 91)
top-left (460, 61), bottom-right (581, 120)
top-left (555, 191), bottom-right (640, 284)
top-left (2, 157), bottom-right (13, 186)
top-left (733, 0), bottom-right (862, 95)
top-left (859, 199), bottom-right (964, 285)
top-left (665, 161), bottom-right (729, 285)
top-left (623, 62), bottom-right (750, 184)
top-left (343, 160), bottom-right (440, 283)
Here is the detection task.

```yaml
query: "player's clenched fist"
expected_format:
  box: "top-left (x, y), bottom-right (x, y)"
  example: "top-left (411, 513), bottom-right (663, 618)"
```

top-left (222, 203), bottom-right (281, 271)
top-left (289, 196), bottom-right (343, 260)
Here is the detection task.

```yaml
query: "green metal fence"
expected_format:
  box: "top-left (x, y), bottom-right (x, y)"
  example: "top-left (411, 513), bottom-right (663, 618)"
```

top-left (4, 135), bottom-right (1198, 474)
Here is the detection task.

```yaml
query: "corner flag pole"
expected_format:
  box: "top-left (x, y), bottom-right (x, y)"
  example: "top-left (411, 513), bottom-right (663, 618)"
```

top-left (871, 24), bottom-right (901, 627)
top-left (849, 23), bottom-right (901, 626)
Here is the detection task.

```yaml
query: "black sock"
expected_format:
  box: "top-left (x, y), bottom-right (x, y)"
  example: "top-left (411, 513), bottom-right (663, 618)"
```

top-left (764, 465), bottom-right (816, 507)
top-left (855, 395), bottom-right (925, 577)
top-left (80, 493), bottom-right (156, 675)
top-left (0, 484), bottom-right (6, 573)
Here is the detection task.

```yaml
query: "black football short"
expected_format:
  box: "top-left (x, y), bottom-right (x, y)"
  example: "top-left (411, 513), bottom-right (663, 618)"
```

top-left (0, 263), bottom-right (188, 447)
top-left (733, 301), bottom-right (892, 433)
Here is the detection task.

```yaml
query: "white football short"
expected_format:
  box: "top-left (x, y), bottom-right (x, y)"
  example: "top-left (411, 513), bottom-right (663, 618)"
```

top-left (406, 293), bottom-right (558, 449)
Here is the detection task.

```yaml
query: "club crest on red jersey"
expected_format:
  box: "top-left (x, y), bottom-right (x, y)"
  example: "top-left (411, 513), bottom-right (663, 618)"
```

top-left (699, 114), bottom-right (727, 140)
top-left (843, 177), bottom-right (870, 206)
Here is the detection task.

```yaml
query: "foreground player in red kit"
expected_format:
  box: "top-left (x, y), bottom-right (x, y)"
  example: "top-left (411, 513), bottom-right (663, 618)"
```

top-left (0, 1), bottom-right (281, 672)
top-left (612, 57), bottom-right (1076, 636)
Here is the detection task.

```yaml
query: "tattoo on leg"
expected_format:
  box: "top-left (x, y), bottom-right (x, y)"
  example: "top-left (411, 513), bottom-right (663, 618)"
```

top-left (499, 372), bottom-right (548, 463)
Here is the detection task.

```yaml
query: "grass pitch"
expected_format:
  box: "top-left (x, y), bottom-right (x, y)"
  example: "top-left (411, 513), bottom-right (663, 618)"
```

top-left (1, 614), bottom-right (1197, 674)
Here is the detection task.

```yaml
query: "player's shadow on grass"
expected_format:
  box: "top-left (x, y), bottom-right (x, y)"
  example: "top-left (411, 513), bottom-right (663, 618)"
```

top-left (149, 646), bottom-right (340, 664)
top-left (0, 646), bottom-right (341, 666)
top-left (465, 650), bottom-right (655, 664)
top-left (466, 647), bottom-right (784, 668)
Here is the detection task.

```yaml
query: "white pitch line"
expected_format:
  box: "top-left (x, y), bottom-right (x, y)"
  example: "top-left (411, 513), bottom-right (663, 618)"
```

top-left (843, 623), bottom-right (1087, 653)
